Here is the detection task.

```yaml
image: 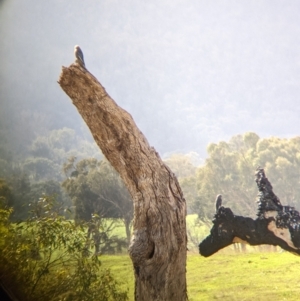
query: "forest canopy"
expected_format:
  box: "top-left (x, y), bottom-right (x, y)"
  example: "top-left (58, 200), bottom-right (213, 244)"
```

top-left (1, 126), bottom-right (300, 228)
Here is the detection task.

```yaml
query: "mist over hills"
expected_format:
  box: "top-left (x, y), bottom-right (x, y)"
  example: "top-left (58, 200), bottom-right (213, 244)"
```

top-left (1, 0), bottom-right (300, 159)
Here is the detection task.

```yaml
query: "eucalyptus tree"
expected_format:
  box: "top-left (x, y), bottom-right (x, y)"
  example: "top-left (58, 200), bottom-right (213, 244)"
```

top-left (62, 157), bottom-right (133, 242)
top-left (194, 133), bottom-right (300, 221)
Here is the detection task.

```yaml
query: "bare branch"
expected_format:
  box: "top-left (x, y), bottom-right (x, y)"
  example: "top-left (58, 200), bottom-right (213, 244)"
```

top-left (199, 168), bottom-right (300, 257)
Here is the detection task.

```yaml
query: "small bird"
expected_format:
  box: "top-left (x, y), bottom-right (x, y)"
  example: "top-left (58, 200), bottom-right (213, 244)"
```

top-left (74, 45), bottom-right (85, 67)
top-left (215, 194), bottom-right (222, 212)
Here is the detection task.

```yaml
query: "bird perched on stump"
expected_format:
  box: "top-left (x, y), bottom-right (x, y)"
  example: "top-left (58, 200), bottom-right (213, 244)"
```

top-left (74, 45), bottom-right (85, 67)
top-left (215, 194), bottom-right (222, 212)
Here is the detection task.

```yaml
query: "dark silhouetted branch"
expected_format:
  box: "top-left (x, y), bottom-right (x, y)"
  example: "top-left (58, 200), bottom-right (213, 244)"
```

top-left (199, 168), bottom-right (300, 257)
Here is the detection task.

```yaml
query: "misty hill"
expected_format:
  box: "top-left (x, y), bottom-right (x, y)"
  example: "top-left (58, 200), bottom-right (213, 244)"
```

top-left (1, 0), bottom-right (300, 158)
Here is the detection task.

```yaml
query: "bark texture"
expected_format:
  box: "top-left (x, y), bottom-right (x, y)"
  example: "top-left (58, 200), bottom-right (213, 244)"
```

top-left (199, 168), bottom-right (300, 257)
top-left (58, 64), bottom-right (187, 301)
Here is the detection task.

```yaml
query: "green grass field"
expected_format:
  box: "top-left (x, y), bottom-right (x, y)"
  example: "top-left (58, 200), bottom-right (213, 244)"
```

top-left (101, 251), bottom-right (300, 301)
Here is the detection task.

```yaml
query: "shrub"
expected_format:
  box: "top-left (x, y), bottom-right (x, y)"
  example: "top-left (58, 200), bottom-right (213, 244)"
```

top-left (0, 196), bottom-right (128, 301)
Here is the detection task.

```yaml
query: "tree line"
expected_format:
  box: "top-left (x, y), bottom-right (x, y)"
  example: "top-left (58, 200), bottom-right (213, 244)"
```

top-left (1, 128), bottom-right (300, 232)
top-left (166, 132), bottom-right (300, 224)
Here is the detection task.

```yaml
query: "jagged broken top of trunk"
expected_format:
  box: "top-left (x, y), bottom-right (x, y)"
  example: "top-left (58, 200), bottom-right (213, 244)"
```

top-left (255, 168), bottom-right (283, 217)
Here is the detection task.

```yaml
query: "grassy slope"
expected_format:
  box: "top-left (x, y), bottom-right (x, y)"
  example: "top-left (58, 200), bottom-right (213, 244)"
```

top-left (101, 251), bottom-right (300, 301)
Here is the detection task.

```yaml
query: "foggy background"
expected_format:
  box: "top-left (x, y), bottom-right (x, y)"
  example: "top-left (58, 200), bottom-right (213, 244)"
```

top-left (1, 0), bottom-right (300, 159)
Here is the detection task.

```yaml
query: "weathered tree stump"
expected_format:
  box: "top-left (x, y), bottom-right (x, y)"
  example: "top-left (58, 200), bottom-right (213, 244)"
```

top-left (199, 168), bottom-right (300, 257)
top-left (58, 64), bottom-right (187, 300)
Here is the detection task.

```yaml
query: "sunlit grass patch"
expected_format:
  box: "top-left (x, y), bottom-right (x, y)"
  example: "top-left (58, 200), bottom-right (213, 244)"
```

top-left (187, 252), bottom-right (300, 301)
top-left (99, 251), bottom-right (300, 301)
top-left (101, 255), bottom-right (134, 299)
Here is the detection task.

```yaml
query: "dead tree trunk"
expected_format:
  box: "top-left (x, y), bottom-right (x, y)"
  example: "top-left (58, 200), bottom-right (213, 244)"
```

top-left (58, 64), bottom-right (187, 301)
top-left (199, 168), bottom-right (300, 257)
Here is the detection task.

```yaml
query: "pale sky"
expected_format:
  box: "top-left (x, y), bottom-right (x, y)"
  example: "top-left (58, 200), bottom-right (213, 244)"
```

top-left (1, 0), bottom-right (300, 157)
